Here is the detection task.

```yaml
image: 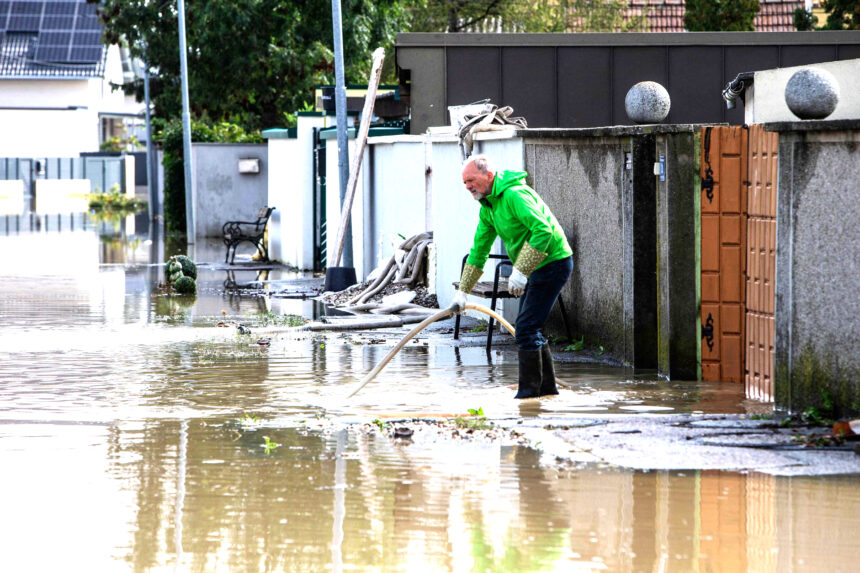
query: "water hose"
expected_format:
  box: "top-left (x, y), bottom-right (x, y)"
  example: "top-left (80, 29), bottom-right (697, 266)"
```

top-left (346, 303), bottom-right (515, 398)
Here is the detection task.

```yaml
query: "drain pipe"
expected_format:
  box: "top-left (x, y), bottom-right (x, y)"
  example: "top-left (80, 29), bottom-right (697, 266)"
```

top-left (722, 72), bottom-right (754, 110)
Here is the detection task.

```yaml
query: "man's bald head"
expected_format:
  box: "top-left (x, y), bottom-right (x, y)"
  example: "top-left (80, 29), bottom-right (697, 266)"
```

top-left (462, 154), bottom-right (495, 201)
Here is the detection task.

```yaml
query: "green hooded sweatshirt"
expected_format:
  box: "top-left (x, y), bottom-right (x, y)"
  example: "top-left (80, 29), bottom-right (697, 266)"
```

top-left (466, 170), bottom-right (572, 274)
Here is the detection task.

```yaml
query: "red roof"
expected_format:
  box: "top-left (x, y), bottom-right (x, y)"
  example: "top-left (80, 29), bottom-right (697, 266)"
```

top-left (625, 0), bottom-right (817, 33)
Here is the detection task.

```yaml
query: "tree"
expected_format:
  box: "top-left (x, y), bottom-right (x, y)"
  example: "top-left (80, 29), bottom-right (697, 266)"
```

top-left (819, 0), bottom-right (860, 29)
top-left (793, 7), bottom-right (818, 30)
top-left (407, 0), bottom-right (645, 33)
top-left (684, 0), bottom-right (761, 32)
top-left (99, 0), bottom-right (409, 130)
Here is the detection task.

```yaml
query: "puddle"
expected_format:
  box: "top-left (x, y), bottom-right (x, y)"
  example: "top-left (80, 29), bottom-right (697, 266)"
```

top-left (1, 227), bottom-right (859, 571)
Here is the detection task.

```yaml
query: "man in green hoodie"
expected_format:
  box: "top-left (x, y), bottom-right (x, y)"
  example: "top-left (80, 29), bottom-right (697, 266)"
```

top-left (451, 154), bottom-right (573, 398)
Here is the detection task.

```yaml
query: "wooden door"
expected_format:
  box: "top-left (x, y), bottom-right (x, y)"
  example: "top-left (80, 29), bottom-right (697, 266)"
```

top-left (700, 126), bottom-right (748, 383)
top-left (745, 125), bottom-right (778, 401)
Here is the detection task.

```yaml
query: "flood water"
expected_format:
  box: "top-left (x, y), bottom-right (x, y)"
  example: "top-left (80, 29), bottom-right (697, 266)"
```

top-left (1, 221), bottom-right (859, 572)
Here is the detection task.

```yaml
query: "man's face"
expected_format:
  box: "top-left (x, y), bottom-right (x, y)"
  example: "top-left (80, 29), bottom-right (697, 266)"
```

top-left (462, 163), bottom-right (493, 201)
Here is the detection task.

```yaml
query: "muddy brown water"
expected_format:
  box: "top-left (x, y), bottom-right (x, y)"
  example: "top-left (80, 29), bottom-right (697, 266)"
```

top-left (1, 228), bottom-right (859, 572)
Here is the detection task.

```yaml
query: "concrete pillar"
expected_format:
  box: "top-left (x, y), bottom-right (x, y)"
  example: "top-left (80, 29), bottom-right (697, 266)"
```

top-left (769, 120), bottom-right (860, 417)
top-left (622, 134), bottom-right (658, 368)
top-left (656, 128), bottom-right (701, 381)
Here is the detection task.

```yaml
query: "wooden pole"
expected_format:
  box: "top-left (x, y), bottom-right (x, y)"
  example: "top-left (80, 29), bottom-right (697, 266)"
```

top-left (329, 47), bottom-right (385, 268)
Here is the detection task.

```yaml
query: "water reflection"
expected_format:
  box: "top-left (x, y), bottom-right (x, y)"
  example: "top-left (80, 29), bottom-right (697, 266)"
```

top-left (2, 227), bottom-right (859, 572)
top-left (2, 418), bottom-right (859, 572)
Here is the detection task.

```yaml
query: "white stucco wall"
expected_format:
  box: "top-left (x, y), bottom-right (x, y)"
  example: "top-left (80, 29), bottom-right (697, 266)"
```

top-left (0, 46), bottom-right (141, 157)
top-left (266, 115), bottom-right (329, 269)
top-left (363, 138), bottom-right (429, 277)
top-left (0, 108), bottom-right (98, 156)
top-left (746, 58), bottom-right (860, 123)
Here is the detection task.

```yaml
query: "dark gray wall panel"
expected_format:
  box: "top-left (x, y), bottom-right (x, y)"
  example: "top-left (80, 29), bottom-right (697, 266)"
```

top-left (446, 47), bottom-right (500, 108)
top-left (780, 45), bottom-right (838, 67)
top-left (838, 45), bottom-right (860, 59)
top-left (613, 47), bottom-right (667, 125)
top-left (398, 33), bottom-right (860, 133)
top-left (558, 47), bottom-right (612, 128)
top-left (667, 46), bottom-right (724, 125)
top-left (501, 47), bottom-right (556, 128)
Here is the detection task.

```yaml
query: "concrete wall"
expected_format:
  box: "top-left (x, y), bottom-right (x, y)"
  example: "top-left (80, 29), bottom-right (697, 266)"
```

top-left (523, 134), bottom-right (627, 357)
top-left (747, 59), bottom-right (860, 124)
top-left (770, 120), bottom-right (860, 416)
top-left (192, 143), bottom-right (268, 238)
top-left (360, 127), bottom-right (696, 370)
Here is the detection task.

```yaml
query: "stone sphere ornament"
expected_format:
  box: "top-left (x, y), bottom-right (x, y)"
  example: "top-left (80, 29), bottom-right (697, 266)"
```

top-left (785, 68), bottom-right (840, 120)
top-left (625, 81), bottom-right (671, 124)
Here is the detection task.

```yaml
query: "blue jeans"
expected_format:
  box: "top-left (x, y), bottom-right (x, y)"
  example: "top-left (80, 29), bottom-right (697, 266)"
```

top-left (515, 256), bottom-right (573, 351)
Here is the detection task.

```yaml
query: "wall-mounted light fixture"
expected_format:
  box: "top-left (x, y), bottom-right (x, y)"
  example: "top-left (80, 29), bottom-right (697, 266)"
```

top-left (238, 158), bottom-right (260, 174)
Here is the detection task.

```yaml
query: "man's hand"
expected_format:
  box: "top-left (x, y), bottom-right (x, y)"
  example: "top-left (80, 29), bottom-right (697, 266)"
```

top-left (450, 291), bottom-right (468, 314)
top-left (508, 268), bottom-right (527, 297)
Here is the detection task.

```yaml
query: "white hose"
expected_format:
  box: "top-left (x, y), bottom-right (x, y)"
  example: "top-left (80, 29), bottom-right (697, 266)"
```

top-left (346, 302), bottom-right (515, 398)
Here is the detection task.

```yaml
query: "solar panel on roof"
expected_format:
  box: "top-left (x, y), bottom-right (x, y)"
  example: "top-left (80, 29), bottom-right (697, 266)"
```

top-left (1, 0), bottom-right (105, 73)
top-left (7, 15), bottom-right (38, 31)
top-left (68, 46), bottom-right (99, 62)
top-left (44, 2), bottom-right (76, 16)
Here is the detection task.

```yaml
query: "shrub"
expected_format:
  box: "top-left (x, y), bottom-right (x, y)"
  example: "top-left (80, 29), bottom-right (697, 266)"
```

top-left (173, 255), bottom-right (198, 280)
top-left (173, 276), bottom-right (197, 294)
top-left (165, 260), bottom-right (183, 284)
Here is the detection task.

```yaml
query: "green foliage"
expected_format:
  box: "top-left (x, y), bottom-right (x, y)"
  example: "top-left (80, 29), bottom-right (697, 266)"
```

top-left (467, 407), bottom-right (484, 416)
top-left (564, 336), bottom-right (585, 352)
top-left (408, 0), bottom-right (644, 32)
top-left (253, 312), bottom-right (307, 327)
top-left (793, 7), bottom-right (818, 30)
top-left (801, 389), bottom-right (837, 426)
top-left (165, 260), bottom-right (183, 284)
top-left (371, 419), bottom-right (390, 431)
top-left (87, 184), bottom-right (148, 213)
top-left (468, 319), bottom-right (488, 333)
top-left (173, 255), bottom-right (198, 280)
top-left (173, 275), bottom-right (197, 294)
top-left (100, 134), bottom-right (141, 152)
top-left (820, 0), bottom-right (860, 29)
top-left (453, 415), bottom-right (493, 431)
top-left (98, 0), bottom-right (409, 129)
top-left (262, 435), bottom-right (281, 455)
top-left (684, 0), bottom-right (760, 31)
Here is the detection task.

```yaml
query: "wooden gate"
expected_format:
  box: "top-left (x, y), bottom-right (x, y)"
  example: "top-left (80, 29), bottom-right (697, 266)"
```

top-left (700, 126), bottom-right (747, 383)
top-left (745, 125), bottom-right (778, 401)
top-left (699, 125), bottom-right (777, 398)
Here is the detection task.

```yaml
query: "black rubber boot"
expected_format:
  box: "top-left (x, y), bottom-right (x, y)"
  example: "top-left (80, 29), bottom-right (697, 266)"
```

top-left (539, 344), bottom-right (560, 396)
top-left (515, 348), bottom-right (543, 399)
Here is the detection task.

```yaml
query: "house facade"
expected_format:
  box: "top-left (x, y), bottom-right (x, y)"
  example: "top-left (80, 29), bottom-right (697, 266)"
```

top-left (0, 0), bottom-right (143, 158)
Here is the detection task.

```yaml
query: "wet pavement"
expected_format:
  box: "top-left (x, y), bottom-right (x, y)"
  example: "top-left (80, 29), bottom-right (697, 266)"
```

top-left (1, 221), bottom-right (859, 572)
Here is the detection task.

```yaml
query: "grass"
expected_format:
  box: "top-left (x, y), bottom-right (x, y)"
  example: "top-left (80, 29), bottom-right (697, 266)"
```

top-left (262, 435), bottom-right (281, 455)
top-left (453, 415), bottom-right (493, 431)
top-left (252, 311), bottom-right (307, 327)
top-left (468, 319), bottom-right (488, 333)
